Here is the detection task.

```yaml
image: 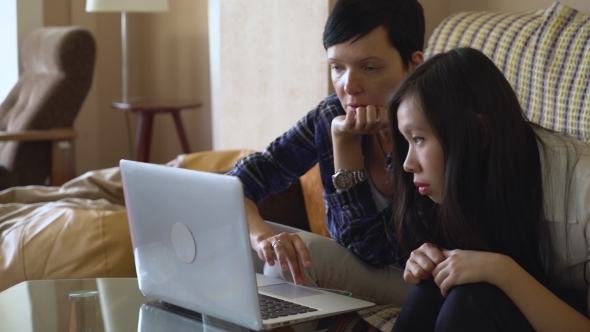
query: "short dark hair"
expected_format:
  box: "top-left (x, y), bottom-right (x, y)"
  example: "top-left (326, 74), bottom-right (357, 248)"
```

top-left (388, 47), bottom-right (552, 286)
top-left (323, 0), bottom-right (425, 69)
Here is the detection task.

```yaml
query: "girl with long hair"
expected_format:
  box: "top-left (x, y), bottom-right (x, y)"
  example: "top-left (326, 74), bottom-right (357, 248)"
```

top-left (389, 47), bottom-right (590, 331)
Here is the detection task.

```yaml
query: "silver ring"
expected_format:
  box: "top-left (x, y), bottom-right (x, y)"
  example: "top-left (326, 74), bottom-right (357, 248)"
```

top-left (271, 239), bottom-right (283, 249)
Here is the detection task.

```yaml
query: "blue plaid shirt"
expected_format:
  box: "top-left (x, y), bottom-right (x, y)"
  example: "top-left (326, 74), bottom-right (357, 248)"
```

top-left (227, 94), bottom-right (400, 267)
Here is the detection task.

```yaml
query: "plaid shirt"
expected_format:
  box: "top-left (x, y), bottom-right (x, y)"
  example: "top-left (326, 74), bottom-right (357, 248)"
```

top-left (227, 94), bottom-right (400, 267)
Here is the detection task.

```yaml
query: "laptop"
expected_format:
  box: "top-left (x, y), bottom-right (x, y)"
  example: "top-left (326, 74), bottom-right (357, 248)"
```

top-left (120, 160), bottom-right (374, 331)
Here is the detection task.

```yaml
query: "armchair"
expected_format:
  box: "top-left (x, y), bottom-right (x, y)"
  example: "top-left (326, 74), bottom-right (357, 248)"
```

top-left (0, 26), bottom-right (96, 190)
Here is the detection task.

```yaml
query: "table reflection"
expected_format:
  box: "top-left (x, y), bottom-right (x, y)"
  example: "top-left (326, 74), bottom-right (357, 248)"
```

top-left (139, 301), bottom-right (232, 332)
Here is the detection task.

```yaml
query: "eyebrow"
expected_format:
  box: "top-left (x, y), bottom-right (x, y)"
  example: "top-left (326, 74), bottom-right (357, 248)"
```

top-left (327, 56), bottom-right (385, 63)
top-left (400, 123), bottom-right (425, 135)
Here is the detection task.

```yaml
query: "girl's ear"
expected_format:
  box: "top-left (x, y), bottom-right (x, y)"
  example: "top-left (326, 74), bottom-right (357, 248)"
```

top-left (478, 114), bottom-right (489, 150)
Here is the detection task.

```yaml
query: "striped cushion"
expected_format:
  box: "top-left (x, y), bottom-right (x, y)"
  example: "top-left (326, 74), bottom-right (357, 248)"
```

top-left (424, 2), bottom-right (590, 142)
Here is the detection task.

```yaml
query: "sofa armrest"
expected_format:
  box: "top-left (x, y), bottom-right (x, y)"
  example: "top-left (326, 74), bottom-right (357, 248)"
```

top-left (0, 128), bottom-right (76, 141)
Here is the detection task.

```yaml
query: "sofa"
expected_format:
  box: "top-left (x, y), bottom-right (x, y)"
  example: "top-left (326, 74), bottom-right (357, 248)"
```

top-left (1, 1), bottom-right (589, 331)
top-left (425, 1), bottom-right (590, 143)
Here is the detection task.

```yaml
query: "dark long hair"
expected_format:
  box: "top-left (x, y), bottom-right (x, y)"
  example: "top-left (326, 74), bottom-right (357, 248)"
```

top-left (388, 47), bottom-right (551, 284)
top-left (323, 0), bottom-right (424, 70)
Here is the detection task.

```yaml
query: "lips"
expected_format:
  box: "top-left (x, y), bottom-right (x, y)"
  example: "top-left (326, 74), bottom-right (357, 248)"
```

top-left (414, 182), bottom-right (430, 195)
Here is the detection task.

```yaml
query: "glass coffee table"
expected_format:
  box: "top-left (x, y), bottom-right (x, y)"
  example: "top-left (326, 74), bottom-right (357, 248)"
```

top-left (0, 278), bottom-right (327, 331)
top-left (0, 278), bottom-right (249, 331)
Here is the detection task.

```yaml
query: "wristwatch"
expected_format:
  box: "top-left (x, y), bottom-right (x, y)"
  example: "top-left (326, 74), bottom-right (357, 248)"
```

top-left (332, 169), bottom-right (366, 191)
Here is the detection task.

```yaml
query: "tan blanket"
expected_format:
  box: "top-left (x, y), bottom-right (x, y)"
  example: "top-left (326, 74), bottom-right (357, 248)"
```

top-left (0, 166), bottom-right (125, 206)
top-left (0, 165), bottom-right (136, 292)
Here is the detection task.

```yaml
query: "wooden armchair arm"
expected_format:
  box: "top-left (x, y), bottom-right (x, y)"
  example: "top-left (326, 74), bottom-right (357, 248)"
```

top-left (0, 128), bottom-right (76, 141)
top-left (0, 128), bottom-right (77, 186)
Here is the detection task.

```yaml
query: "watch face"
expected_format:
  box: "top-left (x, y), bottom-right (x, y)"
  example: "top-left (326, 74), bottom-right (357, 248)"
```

top-left (334, 173), bottom-right (352, 189)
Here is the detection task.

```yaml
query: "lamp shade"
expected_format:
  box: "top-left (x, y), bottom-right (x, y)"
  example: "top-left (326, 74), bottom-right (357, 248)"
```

top-left (86, 0), bottom-right (169, 12)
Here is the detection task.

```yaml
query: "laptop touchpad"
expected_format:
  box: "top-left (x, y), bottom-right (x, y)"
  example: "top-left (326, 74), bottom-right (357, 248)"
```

top-left (259, 284), bottom-right (323, 299)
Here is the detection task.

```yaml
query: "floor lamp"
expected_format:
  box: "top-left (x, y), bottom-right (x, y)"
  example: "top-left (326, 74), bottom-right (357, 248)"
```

top-left (86, 0), bottom-right (169, 103)
top-left (86, 0), bottom-right (169, 158)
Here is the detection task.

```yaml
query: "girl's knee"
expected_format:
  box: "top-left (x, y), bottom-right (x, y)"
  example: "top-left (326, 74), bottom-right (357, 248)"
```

top-left (445, 282), bottom-right (504, 305)
top-left (436, 283), bottom-right (532, 332)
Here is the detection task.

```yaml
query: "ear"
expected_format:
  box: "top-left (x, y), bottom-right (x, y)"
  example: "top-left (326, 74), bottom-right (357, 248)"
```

top-left (408, 51), bottom-right (424, 71)
top-left (477, 114), bottom-right (490, 149)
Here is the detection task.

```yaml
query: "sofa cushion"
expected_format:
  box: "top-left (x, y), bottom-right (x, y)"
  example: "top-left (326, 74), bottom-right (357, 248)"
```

top-left (424, 2), bottom-right (590, 142)
top-left (300, 163), bottom-right (330, 237)
top-left (180, 149), bottom-right (254, 173)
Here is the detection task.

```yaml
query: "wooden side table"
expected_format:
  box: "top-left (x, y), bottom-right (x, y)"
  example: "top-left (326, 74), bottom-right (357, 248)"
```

top-left (111, 100), bottom-right (202, 162)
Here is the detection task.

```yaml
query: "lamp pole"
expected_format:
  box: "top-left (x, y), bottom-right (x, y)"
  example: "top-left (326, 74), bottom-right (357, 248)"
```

top-left (121, 11), bottom-right (128, 103)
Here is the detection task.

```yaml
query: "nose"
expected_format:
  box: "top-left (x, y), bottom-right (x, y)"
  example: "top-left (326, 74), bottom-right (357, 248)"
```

top-left (344, 70), bottom-right (363, 95)
top-left (403, 148), bottom-right (420, 173)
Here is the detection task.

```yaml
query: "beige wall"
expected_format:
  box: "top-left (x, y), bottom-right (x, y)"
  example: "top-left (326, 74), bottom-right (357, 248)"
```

top-left (137, 0), bottom-right (212, 163)
top-left (420, 0), bottom-right (452, 46)
top-left (18, 0), bottom-right (43, 69)
top-left (39, 0), bottom-right (589, 174)
top-left (209, 0), bottom-right (330, 150)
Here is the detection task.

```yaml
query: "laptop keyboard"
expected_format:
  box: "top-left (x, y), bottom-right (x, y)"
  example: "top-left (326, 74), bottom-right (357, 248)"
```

top-left (258, 294), bottom-right (318, 320)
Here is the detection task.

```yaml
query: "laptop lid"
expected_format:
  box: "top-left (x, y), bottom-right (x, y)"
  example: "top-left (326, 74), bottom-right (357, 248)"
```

top-left (120, 160), bottom-right (374, 331)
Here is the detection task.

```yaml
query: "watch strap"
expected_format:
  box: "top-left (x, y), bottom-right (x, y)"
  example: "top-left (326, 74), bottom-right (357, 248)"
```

top-left (332, 169), bottom-right (366, 190)
top-left (349, 169), bottom-right (366, 185)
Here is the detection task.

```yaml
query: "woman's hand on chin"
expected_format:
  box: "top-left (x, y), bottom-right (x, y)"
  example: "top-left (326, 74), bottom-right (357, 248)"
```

top-left (331, 105), bottom-right (389, 139)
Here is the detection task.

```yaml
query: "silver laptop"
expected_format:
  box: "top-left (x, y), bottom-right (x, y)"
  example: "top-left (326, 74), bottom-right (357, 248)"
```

top-left (120, 160), bottom-right (374, 331)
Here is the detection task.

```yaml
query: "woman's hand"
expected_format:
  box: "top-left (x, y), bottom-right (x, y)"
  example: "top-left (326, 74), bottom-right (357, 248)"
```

top-left (403, 243), bottom-right (446, 284)
top-left (255, 232), bottom-right (312, 285)
top-left (432, 250), bottom-right (505, 297)
top-left (245, 198), bottom-right (311, 286)
top-left (331, 105), bottom-right (389, 175)
top-left (331, 105), bottom-right (389, 139)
